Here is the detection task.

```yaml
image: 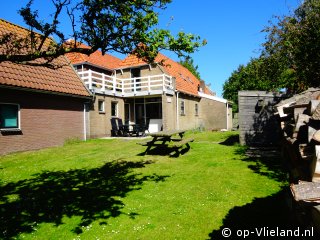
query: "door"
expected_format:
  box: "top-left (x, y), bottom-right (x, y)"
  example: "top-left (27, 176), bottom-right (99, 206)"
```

top-left (124, 103), bottom-right (130, 125)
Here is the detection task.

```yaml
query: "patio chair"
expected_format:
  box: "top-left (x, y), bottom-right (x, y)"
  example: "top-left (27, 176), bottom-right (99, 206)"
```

top-left (141, 118), bottom-right (150, 135)
top-left (110, 118), bottom-right (119, 136)
top-left (117, 118), bottom-right (129, 136)
top-left (134, 118), bottom-right (150, 137)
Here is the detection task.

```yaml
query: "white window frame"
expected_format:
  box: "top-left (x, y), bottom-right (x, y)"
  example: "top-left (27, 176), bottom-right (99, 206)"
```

top-left (0, 103), bottom-right (21, 131)
top-left (98, 99), bottom-right (105, 113)
top-left (111, 101), bottom-right (118, 117)
top-left (180, 99), bottom-right (185, 116)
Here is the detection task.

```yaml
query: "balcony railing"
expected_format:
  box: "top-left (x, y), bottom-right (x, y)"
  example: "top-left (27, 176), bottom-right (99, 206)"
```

top-left (78, 69), bottom-right (174, 97)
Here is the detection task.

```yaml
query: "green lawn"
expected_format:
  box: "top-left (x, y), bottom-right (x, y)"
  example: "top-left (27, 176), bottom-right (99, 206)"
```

top-left (0, 131), bottom-right (289, 240)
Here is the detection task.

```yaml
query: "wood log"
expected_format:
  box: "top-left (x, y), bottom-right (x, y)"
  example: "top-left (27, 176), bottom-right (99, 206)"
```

top-left (313, 130), bottom-right (320, 143)
top-left (294, 105), bottom-right (308, 120)
top-left (277, 101), bottom-right (295, 118)
top-left (313, 102), bottom-right (320, 120)
top-left (295, 114), bottom-right (310, 132)
top-left (311, 145), bottom-right (320, 182)
top-left (311, 205), bottom-right (320, 236)
top-left (308, 120), bottom-right (320, 142)
top-left (309, 100), bottom-right (320, 116)
top-left (299, 144), bottom-right (314, 160)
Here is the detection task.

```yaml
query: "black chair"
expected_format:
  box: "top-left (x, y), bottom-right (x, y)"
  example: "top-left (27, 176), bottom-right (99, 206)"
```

top-left (117, 118), bottom-right (129, 136)
top-left (135, 118), bottom-right (150, 137)
top-left (141, 118), bottom-right (150, 135)
top-left (110, 118), bottom-right (119, 136)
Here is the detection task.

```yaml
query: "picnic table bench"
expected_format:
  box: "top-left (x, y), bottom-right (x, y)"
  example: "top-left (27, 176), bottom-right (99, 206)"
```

top-left (137, 130), bottom-right (194, 156)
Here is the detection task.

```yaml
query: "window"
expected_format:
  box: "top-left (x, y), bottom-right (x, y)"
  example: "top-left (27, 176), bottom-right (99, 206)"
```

top-left (111, 102), bottom-right (118, 117)
top-left (180, 99), bottom-right (185, 115)
top-left (195, 103), bottom-right (199, 116)
top-left (146, 103), bottom-right (162, 119)
top-left (98, 100), bottom-right (105, 113)
top-left (131, 68), bottom-right (141, 91)
top-left (0, 103), bottom-right (20, 130)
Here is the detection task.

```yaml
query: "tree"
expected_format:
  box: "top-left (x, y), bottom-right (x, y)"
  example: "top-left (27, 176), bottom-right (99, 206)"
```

top-left (0, 0), bottom-right (206, 63)
top-left (223, 0), bottom-right (320, 111)
top-left (261, 0), bottom-right (320, 92)
top-left (222, 58), bottom-right (273, 112)
top-left (179, 56), bottom-right (201, 79)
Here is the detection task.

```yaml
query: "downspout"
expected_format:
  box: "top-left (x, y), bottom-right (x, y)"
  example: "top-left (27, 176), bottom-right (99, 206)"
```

top-left (83, 103), bottom-right (87, 141)
top-left (176, 91), bottom-right (180, 130)
top-left (226, 102), bottom-right (229, 130)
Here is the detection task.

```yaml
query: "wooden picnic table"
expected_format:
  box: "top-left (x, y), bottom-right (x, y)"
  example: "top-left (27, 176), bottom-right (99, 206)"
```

top-left (137, 129), bottom-right (194, 156)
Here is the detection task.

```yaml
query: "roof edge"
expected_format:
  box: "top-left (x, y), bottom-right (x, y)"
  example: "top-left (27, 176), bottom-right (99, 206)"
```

top-left (0, 84), bottom-right (92, 100)
top-left (198, 92), bottom-right (227, 103)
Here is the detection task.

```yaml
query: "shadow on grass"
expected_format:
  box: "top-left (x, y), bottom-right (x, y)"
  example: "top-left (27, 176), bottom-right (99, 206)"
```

top-left (220, 133), bottom-right (287, 182)
top-left (0, 159), bottom-right (169, 239)
top-left (235, 146), bottom-right (288, 183)
top-left (137, 145), bottom-right (191, 158)
top-left (209, 134), bottom-right (314, 239)
top-left (208, 189), bottom-right (305, 239)
top-left (219, 134), bottom-right (240, 146)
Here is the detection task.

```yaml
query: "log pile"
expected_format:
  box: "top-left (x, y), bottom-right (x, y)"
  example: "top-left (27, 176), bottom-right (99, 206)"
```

top-left (275, 88), bottom-right (320, 235)
top-left (275, 88), bottom-right (320, 183)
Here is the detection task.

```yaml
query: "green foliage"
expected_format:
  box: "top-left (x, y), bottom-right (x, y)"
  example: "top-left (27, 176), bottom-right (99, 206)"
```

top-left (222, 58), bottom-right (280, 112)
top-left (262, 0), bottom-right (320, 92)
top-left (0, 0), bottom-right (206, 63)
top-left (223, 0), bottom-right (320, 111)
top-left (179, 56), bottom-right (201, 79)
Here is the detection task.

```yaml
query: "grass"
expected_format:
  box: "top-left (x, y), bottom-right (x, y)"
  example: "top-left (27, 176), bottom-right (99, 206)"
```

top-left (0, 131), bottom-right (290, 240)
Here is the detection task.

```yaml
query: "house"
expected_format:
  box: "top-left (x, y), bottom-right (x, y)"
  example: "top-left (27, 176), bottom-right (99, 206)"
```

top-left (66, 44), bottom-right (232, 137)
top-left (0, 19), bottom-right (91, 155)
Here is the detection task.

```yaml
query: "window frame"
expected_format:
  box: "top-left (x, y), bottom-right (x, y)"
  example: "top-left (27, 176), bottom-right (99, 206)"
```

top-left (0, 103), bottom-right (21, 131)
top-left (180, 99), bottom-right (185, 116)
top-left (98, 99), bottom-right (105, 113)
top-left (111, 101), bottom-right (118, 117)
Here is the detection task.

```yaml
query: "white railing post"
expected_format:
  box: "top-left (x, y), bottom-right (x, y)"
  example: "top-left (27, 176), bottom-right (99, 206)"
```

top-left (134, 77), bottom-right (136, 95)
top-left (112, 76), bottom-right (116, 94)
top-left (121, 79), bottom-right (124, 96)
top-left (102, 73), bottom-right (106, 92)
top-left (162, 74), bottom-right (166, 92)
top-left (88, 69), bottom-right (92, 90)
top-left (148, 76), bottom-right (151, 93)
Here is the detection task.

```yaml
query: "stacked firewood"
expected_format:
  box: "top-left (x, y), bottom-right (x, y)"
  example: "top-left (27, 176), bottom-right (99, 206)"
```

top-left (276, 88), bottom-right (320, 236)
top-left (275, 88), bottom-right (320, 183)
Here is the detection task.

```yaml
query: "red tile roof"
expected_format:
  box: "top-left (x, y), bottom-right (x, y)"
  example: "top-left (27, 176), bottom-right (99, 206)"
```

top-left (0, 19), bottom-right (91, 97)
top-left (121, 53), bottom-right (201, 96)
top-left (65, 43), bottom-right (122, 70)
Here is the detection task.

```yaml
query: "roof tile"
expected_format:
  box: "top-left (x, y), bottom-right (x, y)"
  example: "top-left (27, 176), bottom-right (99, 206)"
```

top-left (121, 53), bottom-right (201, 96)
top-left (0, 19), bottom-right (90, 97)
top-left (65, 43), bottom-right (122, 70)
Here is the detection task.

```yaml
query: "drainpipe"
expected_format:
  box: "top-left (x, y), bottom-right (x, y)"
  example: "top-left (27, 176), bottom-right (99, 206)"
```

top-left (226, 102), bottom-right (229, 130)
top-left (83, 103), bottom-right (87, 141)
top-left (176, 91), bottom-right (180, 130)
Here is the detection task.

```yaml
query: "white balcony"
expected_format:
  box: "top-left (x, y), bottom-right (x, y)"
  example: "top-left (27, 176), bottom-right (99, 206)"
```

top-left (78, 69), bottom-right (174, 97)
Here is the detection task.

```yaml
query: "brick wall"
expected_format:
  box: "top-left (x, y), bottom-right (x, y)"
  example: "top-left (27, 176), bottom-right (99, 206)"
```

top-left (89, 94), bottom-right (124, 138)
top-left (0, 88), bottom-right (86, 155)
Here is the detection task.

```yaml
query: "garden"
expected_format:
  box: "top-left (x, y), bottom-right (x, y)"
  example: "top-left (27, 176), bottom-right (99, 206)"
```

top-left (0, 131), bottom-right (290, 239)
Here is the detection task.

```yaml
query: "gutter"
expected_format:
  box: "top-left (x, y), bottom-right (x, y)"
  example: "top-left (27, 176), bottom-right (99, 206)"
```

top-left (0, 84), bottom-right (92, 100)
top-left (176, 90), bottom-right (180, 130)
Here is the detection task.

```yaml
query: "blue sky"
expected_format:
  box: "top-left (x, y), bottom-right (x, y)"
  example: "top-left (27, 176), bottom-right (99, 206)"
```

top-left (1, 0), bottom-right (300, 97)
